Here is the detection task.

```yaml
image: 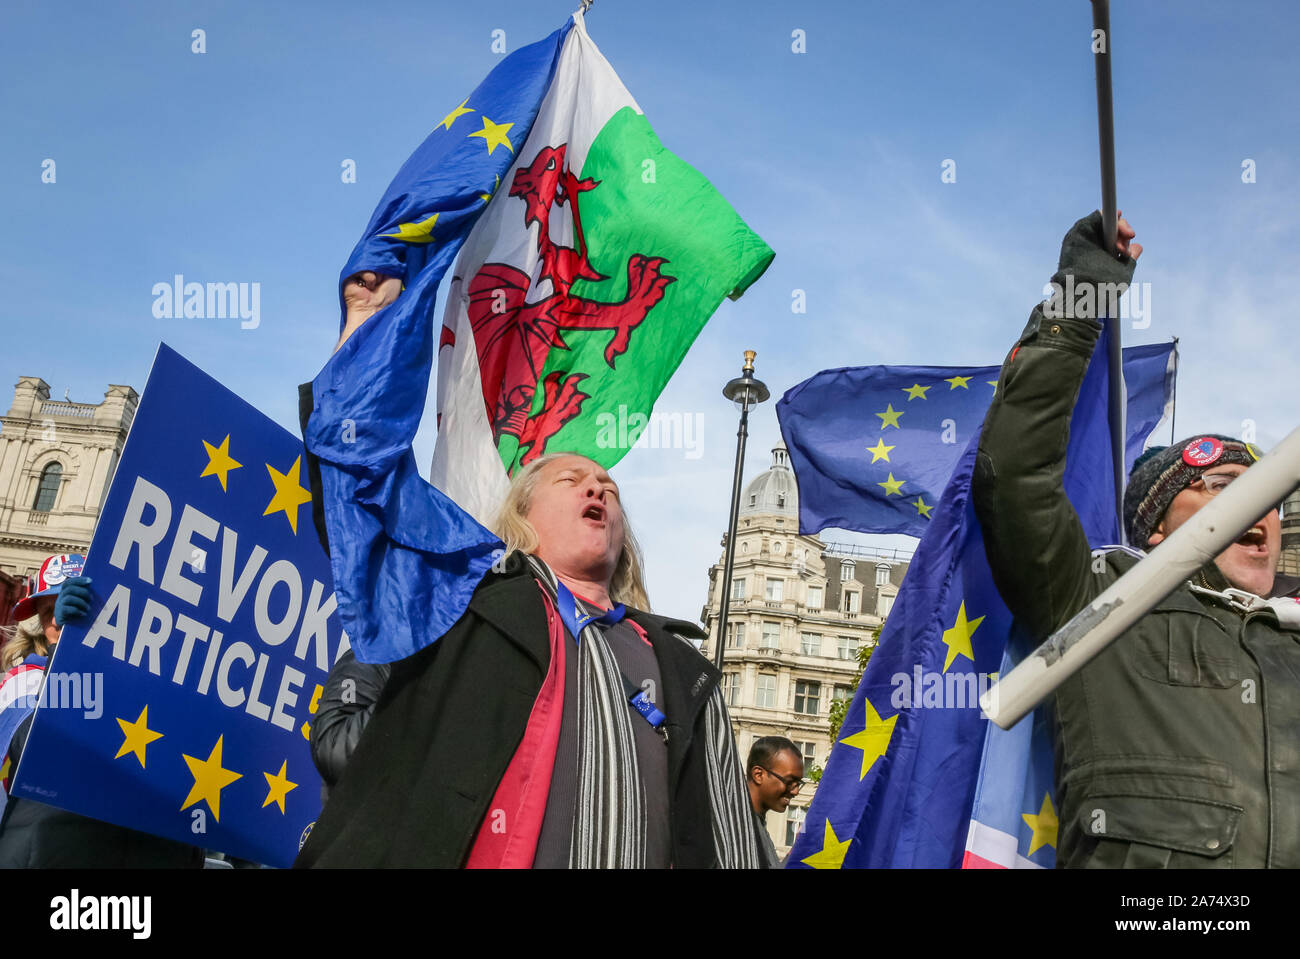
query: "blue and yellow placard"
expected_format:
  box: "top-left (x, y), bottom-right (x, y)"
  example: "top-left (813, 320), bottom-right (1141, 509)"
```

top-left (13, 344), bottom-right (338, 866)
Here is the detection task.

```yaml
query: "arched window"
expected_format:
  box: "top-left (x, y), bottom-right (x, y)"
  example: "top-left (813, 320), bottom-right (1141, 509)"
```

top-left (32, 462), bottom-right (62, 512)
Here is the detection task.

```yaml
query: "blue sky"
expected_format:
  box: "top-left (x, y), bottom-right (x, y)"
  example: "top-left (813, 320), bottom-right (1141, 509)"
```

top-left (4, 0), bottom-right (1298, 622)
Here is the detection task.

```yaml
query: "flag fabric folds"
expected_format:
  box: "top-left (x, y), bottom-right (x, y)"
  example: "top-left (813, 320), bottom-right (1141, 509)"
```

top-left (429, 11), bottom-right (774, 523)
top-left (785, 331), bottom-right (1175, 868)
top-left (778, 343), bottom-right (1177, 538)
top-left (304, 25), bottom-right (577, 663)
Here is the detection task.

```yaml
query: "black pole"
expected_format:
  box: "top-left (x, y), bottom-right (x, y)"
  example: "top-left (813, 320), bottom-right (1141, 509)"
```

top-left (1169, 336), bottom-right (1179, 444)
top-left (713, 351), bottom-right (769, 673)
top-left (1091, 0), bottom-right (1126, 540)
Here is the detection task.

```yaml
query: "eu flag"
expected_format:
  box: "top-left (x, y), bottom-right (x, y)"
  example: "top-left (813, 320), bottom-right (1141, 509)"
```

top-left (778, 344), bottom-right (1176, 538)
top-left (785, 331), bottom-right (1174, 868)
top-left (303, 23), bottom-right (575, 663)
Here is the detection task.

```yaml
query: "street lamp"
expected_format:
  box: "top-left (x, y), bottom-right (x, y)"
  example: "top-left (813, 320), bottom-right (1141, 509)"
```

top-left (713, 350), bottom-right (770, 672)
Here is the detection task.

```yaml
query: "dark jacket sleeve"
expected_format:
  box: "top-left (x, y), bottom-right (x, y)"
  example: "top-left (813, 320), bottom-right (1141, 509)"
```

top-left (971, 211), bottom-right (1137, 642)
top-left (310, 649), bottom-right (390, 788)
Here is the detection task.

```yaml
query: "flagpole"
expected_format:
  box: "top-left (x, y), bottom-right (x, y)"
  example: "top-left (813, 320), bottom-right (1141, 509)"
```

top-left (981, 421), bottom-right (1300, 730)
top-left (1090, 0), bottom-right (1127, 540)
top-left (1169, 336), bottom-right (1179, 444)
top-left (713, 351), bottom-right (769, 672)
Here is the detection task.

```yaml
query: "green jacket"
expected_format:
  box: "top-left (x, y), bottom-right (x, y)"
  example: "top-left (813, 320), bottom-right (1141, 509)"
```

top-left (972, 213), bottom-right (1300, 868)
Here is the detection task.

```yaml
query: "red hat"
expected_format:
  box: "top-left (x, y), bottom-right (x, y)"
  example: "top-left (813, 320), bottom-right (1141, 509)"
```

top-left (12, 554), bottom-right (86, 622)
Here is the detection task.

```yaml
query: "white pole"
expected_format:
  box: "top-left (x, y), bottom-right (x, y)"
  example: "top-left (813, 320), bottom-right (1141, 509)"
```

top-left (981, 424), bottom-right (1300, 730)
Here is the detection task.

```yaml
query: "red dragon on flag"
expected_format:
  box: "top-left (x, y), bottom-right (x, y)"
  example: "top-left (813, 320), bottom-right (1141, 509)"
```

top-left (448, 143), bottom-right (676, 466)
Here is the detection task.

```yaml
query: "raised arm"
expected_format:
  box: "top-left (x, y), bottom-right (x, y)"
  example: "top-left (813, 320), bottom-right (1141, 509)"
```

top-left (971, 211), bottom-right (1140, 641)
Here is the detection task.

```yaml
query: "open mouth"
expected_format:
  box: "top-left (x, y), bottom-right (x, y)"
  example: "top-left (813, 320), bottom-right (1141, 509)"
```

top-left (582, 503), bottom-right (605, 524)
top-left (1234, 525), bottom-right (1268, 554)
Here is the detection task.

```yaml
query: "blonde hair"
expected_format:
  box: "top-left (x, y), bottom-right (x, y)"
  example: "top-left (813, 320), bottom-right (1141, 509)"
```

top-left (1, 615), bottom-right (50, 671)
top-left (491, 452), bottom-right (651, 611)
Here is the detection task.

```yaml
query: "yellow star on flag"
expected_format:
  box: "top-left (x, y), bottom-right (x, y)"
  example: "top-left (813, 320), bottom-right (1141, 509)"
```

top-left (438, 98), bottom-right (473, 130)
top-left (468, 115), bottom-right (514, 155)
top-left (114, 705), bottom-right (164, 768)
top-left (875, 403), bottom-right (903, 429)
top-left (200, 435), bottom-right (242, 492)
top-left (902, 383), bottom-right (930, 401)
top-left (479, 174), bottom-right (501, 204)
top-left (866, 438), bottom-right (895, 463)
top-left (913, 496), bottom-right (933, 518)
top-left (262, 760), bottom-right (299, 814)
top-left (381, 212), bottom-right (439, 244)
top-left (800, 819), bottom-right (853, 869)
top-left (988, 379), bottom-right (999, 395)
top-left (942, 600), bottom-right (985, 672)
top-left (1022, 792), bottom-right (1059, 855)
top-left (945, 375), bottom-right (972, 390)
top-left (180, 735), bottom-right (243, 822)
top-left (877, 473), bottom-right (905, 497)
top-left (264, 456), bottom-right (313, 534)
top-left (839, 696), bottom-right (897, 780)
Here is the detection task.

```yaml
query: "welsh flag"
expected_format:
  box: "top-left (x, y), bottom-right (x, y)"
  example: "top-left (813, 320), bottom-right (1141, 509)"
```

top-left (431, 11), bottom-right (774, 521)
top-left (308, 12), bottom-right (771, 662)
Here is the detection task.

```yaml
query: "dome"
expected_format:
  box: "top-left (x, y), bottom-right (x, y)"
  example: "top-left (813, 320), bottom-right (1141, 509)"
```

top-left (740, 442), bottom-right (798, 518)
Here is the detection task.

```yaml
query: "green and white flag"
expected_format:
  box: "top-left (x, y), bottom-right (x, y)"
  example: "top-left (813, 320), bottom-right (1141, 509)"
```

top-left (432, 10), bottom-right (773, 521)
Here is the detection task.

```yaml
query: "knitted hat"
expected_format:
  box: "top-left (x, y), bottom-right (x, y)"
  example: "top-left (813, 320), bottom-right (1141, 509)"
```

top-left (1123, 435), bottom-right (1261, 547)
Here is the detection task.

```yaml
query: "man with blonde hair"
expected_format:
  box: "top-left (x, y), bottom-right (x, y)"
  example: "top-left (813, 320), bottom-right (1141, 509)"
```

top-left (295, 272), bottom-right (760, 869)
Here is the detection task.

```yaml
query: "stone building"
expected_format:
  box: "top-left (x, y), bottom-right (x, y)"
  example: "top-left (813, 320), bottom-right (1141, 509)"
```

top-left (700, 442), bottom-right (909, 862)
top-left (1280, 489), bottom-right (1300, 577)
top-left (0, 376), bottom-right (138, 624)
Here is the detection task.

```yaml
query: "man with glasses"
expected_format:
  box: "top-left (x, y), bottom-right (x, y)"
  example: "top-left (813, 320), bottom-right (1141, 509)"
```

top-left (745, 736), bottom-right (805, 868)
top-left (973, 210), bottom-right (1300, 868)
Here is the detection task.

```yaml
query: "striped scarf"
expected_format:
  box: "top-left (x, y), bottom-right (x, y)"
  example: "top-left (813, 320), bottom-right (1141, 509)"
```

top-left (525, 556), bottom-right (758, 868)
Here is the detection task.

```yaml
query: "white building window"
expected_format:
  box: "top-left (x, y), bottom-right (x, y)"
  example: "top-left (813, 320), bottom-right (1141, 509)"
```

top-left (838, 636), bottom-right (859, 661)
top-left (785, 806), bottom-right (807, 847)
top-left (875, 563), bottom-right (891, 587)
top-left (723, 673), bottom-right (740, 706)
top-left (730, 577), bottom-right (746, 601)
top-left (765, 577), bottom-right (784, 602)
top-left (806, 586), bottom-right (822, 610)
top-left (794, 680), bottom-right (821, 715)
top-left (761, 623), bottom-right (780, 650)
top-left (844, 591), bottom-right (860, 615)
top-left (755, 674), bottom-right (776, 708)
top-left (840, 560), bottom-right (856, 582)
top-left (729, 622), bottom-right (746, 648)
top-left (800, 632), bottom-right (821, 656)
top-left (879, 594), bottom-right (895, 618)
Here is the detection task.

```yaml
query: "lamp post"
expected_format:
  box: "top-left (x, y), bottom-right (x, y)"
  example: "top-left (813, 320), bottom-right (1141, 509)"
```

top-left (713, 350), bottom-right (770, 672)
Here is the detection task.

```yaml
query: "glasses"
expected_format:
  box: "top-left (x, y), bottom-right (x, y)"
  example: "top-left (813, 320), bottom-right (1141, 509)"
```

top-left (760, 767), bottom-right (807, 793)
top-left (1189, 471), bottom-right (1241, 496)
top-left (1189, 471), bottom-right (1287, 517)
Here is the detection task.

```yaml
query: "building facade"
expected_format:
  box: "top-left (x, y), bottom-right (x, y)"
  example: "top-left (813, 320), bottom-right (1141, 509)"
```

top-left (0, 376), bottom-right (138, 623)
top-left (1280, 488), bottom-right (1300, 577)
top-left (700, 443), bottom-right (909, 861)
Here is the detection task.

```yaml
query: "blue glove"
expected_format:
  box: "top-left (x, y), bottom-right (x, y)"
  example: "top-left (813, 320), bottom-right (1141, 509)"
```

top-left (54, 576), bottom-right (93, 626)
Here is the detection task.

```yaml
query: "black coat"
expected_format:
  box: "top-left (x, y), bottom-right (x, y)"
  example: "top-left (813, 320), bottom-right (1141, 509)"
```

top-left (293, 553), bottom-right (728, 868)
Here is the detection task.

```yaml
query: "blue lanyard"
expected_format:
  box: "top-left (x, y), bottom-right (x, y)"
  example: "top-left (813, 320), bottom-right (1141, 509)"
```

top-left (554, 580), bottom-right (626, 645)
top-left (553, 580), bottom-right (665, 733)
